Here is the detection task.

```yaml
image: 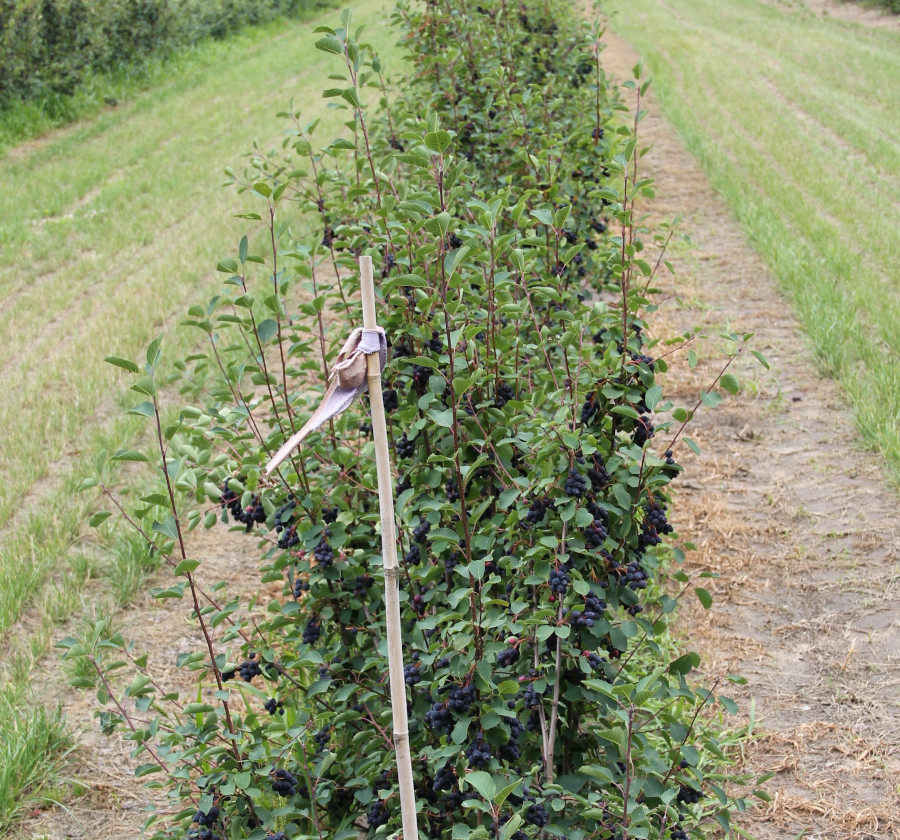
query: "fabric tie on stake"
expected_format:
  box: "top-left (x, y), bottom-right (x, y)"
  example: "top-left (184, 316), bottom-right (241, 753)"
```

top-left (264, 326), bottom-right (386, 474)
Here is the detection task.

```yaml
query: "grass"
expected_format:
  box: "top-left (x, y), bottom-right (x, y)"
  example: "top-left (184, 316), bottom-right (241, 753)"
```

top-left (0, 0), bottom-right (397, 829)
top-left (602, 0), bottom-right (900, 482)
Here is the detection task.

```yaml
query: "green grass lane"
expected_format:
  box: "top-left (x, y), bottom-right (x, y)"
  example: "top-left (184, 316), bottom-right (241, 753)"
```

top-left (0, 0), bottom-right (396, 829)
top-left (602, 0), bottom-right (900, 479)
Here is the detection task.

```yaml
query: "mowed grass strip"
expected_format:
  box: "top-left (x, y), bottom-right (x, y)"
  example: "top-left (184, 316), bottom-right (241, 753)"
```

top-left (0, 0), bottom-right (396, 828)
top-left (603, 0), bottom-right (900, 479)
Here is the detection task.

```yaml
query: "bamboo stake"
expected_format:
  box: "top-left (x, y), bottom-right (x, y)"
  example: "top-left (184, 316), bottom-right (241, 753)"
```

top-left (359, 255), bottom-right (419, 839)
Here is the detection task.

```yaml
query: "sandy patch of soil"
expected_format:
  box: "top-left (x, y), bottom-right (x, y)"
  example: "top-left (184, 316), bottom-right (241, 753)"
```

top-left (600, 24), bottom-right (900, 840)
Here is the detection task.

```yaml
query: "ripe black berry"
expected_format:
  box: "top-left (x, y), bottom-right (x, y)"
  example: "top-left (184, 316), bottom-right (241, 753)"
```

top-left (564, 467), bottom-right (587, 498)
top-left (383, 388), bottom-right (399, 412)
top-left (270, 768), bottom-right (297, 797)
top-left (238, 656), bottom-right (262, 682)
top-left (549, 566), bottom-right (570, 596)
top-left (302, 617), bottom-right (321, 645)
top-left (497, 647), bottom-right (519, 667)
top-left (412, 519), bottom-right (431, 544)
top-left (313, 537), bottom-right (333, 568)
top-left (465, 733), bottom-right (492, 768)
top-left (264, 697), bottom-right (284, 715)
top-left (396, 434), bottom-right (415, 459)
top-left (495, 382), bottom-right (515, 407)
top-left (526, 803), bottom-right (550, 827)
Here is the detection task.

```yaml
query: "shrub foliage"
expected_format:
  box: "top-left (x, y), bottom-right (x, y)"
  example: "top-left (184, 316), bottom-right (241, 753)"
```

top-left (0, 0), bottom-right (320, 108)
top-left (69, 2), bottom-right (764, 839)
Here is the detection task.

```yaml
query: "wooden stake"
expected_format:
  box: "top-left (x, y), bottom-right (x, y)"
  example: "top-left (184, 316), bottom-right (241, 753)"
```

top-left (359, 255), bottom-right (419, 839)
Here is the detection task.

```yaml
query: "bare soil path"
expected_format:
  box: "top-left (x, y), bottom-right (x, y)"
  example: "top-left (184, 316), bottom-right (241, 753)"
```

top-left (599, 25), bottom-right (900, 840)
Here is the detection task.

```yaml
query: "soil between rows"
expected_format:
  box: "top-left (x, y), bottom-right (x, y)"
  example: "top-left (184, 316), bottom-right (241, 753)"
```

top-left (599, 23), bottom-right (900, 840)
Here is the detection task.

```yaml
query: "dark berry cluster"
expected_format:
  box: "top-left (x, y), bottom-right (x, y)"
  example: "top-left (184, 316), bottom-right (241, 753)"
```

top-left (302, 617), bottom-right (321, 645)
top-left (313, 537), bottom-right (333, 568)
top-left (563, 467), bottom-right (587, 497)
top-left (367, 799), bottom-right (389, 828)
top-left (404, 544), bottom-right (422, 565)
top-left (494, 382), bottom-right (515, 407)
top-left (412, 519), bottom-right (431, 543)
top-left (270, 768), bottom-right (297, 797)
top-left (525, 803), bottom-right (550, 827)
top-left (396, 433), bottom-right (416, 459)
top-left (520, 683), bottom-right (543, 710)
top-left (677, 785), bottom-right (702, 805)
top-left (188, 830), bottom-right (220, 840)
top-left (549, 566), bottom-right (570, 596)
top-left (193, 805), bottom-right (219, 828)
top-left (584, 651), bottom-right (605, 671)
top-left (623, 558), bottom-right (648, 590)
top-left (633, 413), bottom-right (655, 447)
top-left (238, 656), bottom-right (262, 682)
top-left (426, 330), bottom-right (443, 353)
top-left (404, 662), bottom-right (421, 686)
top-left (425, 701), bottom-right (451, 732)
top-left (264, 697), bottom-right (284, 715)
top-left (433, 762), bottom-right (456, 794)
top-left (314, 725), bottom-right (331, 752)
top-left (447, 683), bottom-right (476, 713)
top-left (349, 573), bottom-right (374, 596)
top-left (587, 455), bottom-right (610, 490)
top-left (221, 484), bottom-right (266, 530)
top-left (639, 497), bottom-right (674, 550)
top-left (581, 392), bottom-right (599, 425)
top-left (670, 827), bottom-right (688, 840)
top-left (274, 498), bottom-right (299, 550)
top-left (292, 578), bottom-right (309, 599)
top-left (583, 510), bottom-right (608, 548)
top-left (412, 364), bottom-right (431, 392)
top-left (585, 589), bottom-right (606, 616)
top-left (524, 496), bottom-right (554, 526)
top-left (382, 387), bottom-right (399, 411)
top-left (497, 646), bottom-right (519, 667)
top-left (465, 733), bottom-right (492, 768)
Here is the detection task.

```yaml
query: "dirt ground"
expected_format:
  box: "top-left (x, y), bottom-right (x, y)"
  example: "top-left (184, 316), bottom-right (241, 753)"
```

top-left (599, 21), bottom-right (900, 840)
top-left (10, 3), bottom-right (900, 839)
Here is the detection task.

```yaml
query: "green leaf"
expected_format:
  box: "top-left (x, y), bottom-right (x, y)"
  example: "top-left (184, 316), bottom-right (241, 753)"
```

top-left (127, 401), bottom-right (155, 418)
top-left (174, 558), bottom-right (200, 575)
top-left (315, 35), bottom-right (344, 55)
top-left (256, 319), bottom-right (278, 343)
top-left (427, 408), bottom-right (453, 428)
top-left (574, 506), bottom-right (595, 528)
top-left (112, 450), bottom-right (149, 463)
top-left (695, 587), bottom-right (713, 609)
top-left (751, 350), bottom-right (770, 369)
top-left (104, 356), bottom-right (138, 374)
top-left (152, 516), bottom-right (179, 542)
top-left (464, 771), bottom-right (496, 801)
top-left (644, 383), bottom-right (663, 411)
top-left (720, 373), bottom-right (739, 395)
top-left (699, 390), bottom-right (722, 408)
top-left (238, 235), bottom-right (248, 264)
top-left (424, 130), bottom-right (452, 154)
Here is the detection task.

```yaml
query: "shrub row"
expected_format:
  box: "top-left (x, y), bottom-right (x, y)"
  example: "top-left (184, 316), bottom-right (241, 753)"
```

top-left (69, 1), bottom-right (763, 839)
top-left (0, 0), bottom-right (321, 107)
